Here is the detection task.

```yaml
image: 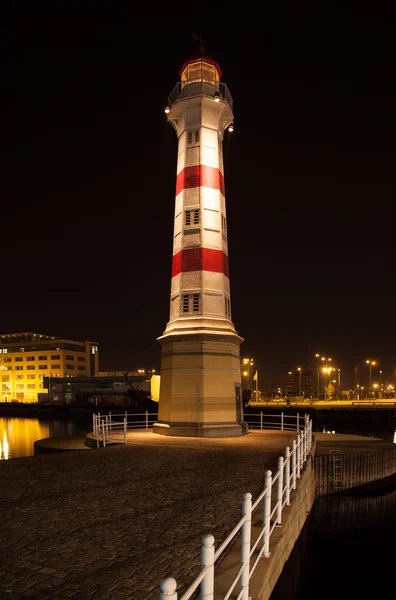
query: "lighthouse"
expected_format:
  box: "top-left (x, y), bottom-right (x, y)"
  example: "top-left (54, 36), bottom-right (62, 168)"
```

top-left (153, 44), bottom-right (247, 438)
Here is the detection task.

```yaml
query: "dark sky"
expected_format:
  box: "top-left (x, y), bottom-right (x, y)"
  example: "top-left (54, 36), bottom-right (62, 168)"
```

top-left (1, 6), bottom-right (396, 389)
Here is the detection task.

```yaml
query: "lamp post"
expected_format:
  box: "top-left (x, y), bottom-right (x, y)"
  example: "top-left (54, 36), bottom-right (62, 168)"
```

top-left (297, 367), bottom-right (302, 397)
top-left (315, 353), bottom-right (333, 399)
top-left (365, 359), bottom-right (377, 398)
top-left (379, 370), bottom-right (383, 395)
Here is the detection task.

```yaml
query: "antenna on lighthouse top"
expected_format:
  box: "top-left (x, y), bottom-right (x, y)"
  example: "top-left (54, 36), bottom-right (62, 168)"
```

top-left (192, 32), bottom-right (205, 56)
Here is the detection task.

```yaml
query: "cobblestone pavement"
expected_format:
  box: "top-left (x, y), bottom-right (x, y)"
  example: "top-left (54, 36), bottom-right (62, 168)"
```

top-left (0, 430), bottom-right (295, 600)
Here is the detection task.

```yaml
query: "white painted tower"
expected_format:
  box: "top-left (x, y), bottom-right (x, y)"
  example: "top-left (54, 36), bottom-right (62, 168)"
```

top-left (153, 45), bottom-right (247, 437)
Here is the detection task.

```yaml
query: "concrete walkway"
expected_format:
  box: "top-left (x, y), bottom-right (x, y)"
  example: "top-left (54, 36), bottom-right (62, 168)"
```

top-left (0, 430), bottom-right (393, 599)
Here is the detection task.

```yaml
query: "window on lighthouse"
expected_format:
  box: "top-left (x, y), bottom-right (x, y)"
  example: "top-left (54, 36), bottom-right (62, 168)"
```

top-left (182, 293), bottom-right (201, 314)
top-left (225, 296), bottom-right (231, 318)
top-left (185, 209), bottom-right (200, 226)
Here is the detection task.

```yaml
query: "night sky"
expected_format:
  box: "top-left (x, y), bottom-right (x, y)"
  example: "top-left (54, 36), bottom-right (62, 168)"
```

top-left (1, 6), bottom-right (396, 390)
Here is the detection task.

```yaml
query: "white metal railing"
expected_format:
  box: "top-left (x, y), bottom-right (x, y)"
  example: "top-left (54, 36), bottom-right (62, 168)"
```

top-left (92, 410), bottom-right (305, 448)
top-left (159, 415), bottom-right (313, 600)
top-left (92, 411), bottom-right (158, 447)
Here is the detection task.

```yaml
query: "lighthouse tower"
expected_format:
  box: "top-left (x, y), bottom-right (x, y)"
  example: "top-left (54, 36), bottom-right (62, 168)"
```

top-left (153, 45), bottom-right (247, 438)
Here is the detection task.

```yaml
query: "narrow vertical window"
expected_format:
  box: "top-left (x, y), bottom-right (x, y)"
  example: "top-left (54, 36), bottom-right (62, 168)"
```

top-left (187, 131), bottom-right (193, 144)
top-left (225, 296), bottom-right (231, 318)
top-left (194, 130), bottom-right (200, 143)
top-left (221, 214), bottom-right (227, 237)
top-left (182, 293), bottom-right (201, 315)
top-left (185, 209), bottom-right (200, 227)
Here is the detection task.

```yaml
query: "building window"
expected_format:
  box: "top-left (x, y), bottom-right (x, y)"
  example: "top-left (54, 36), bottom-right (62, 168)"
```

top-left (39, 383), bottom-right (44, 389)
top-left (2, 384), bottom-right (10, 392)
top-left (195, 130), bottom-right (200, 143)
top-left (27, 366), bottom-right (35, 371)
top-left (0, 349), bottom-right (8, 354)
top-left (3, 357), bottom-right (11, 363)
top-left (38, 356), bottom-right (46, 361)
top-left (26, 356), bottom-right (35, 361)
top-left (66, 364), bottom-right (74, 370)
top-left (51, 364), bottom-right (60, 369)
top-left (16, 375), bottom-right (24, 380)
top-left (77, 357), bottom-right (85, 362)
top-left (65, 355), bottom-right (75, 361)
top-left (27, 384), bottom-right (36, 389)
top-left (187, 131), bottom-right (193, 144)
top-left (1, 375), bottom-right (10, 382)
top-left (16, 384), bottom-right (24, 390)
top-left (39, 365), bottom-right (48, 370)
top-left (27, 375), bottom-right (35, 380)
top-left (185, 209), bottom-right (200, 226)
top-left (182, 293), bottom-right (201, 314)
top-left (50, 355), bottom-right (60, 360)
top-left (15, 357), bottom-right (23, 362)
top-left (221, 214), bottom-right (227, 237)
top-left (15, 366), bottom-right (23, 371)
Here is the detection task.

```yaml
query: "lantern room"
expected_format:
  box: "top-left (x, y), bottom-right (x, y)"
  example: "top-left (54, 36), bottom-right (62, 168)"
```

top-left (179, 57), bottom-right (222, 88)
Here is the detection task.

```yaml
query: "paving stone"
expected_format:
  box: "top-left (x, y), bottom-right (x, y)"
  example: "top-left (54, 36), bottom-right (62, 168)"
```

top-left (0, 429), bottom-right (373, 599)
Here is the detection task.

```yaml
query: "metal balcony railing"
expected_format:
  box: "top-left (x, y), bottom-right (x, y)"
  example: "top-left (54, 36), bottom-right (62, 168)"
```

top-left (167, 81), bottom-right (233, 111)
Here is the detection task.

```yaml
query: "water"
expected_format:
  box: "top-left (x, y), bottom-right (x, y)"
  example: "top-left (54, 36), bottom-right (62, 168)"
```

top-left (0, 416), bottom-right (92, 459)
top-left (270, 480), bottom-right (396, 600)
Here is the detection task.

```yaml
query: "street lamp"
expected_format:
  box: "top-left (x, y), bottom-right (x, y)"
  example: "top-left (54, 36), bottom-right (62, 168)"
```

top-left (365, 359), bottom-right (377, 398)
top-left (297, 367), bottom-right (302, 396)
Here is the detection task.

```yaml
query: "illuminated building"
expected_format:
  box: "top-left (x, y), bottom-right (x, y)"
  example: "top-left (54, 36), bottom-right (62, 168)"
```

top-left (0, 332), bottom-right (99, 402)
top-left (154, 43), bottom-right (247, 437)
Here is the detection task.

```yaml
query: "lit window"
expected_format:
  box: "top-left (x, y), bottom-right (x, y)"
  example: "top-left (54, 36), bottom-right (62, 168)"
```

top-left (27, 375), bottom-right (35, 380)
top-left (27, 384), bottom-right (36, 389)
top-left (15, 366), bottom-right (23, 371)
top-left (16, 375), bottom-right (23, 380)
top-left (27, 366), bottom-right (35, 370)
top-left (38, 365), bottom-right (48, 370)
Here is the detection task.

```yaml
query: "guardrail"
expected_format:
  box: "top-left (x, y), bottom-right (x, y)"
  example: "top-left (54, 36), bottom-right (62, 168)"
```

top-left (92, 411), bottom-right (158, 447)
top-left (92, 410), bottom-right (306, 447)
top-left (159, 415), bottom-right (313, 599)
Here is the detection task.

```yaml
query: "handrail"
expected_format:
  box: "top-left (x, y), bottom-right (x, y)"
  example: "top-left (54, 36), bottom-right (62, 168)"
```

top-left (159, 416), bottom-right (313, 600)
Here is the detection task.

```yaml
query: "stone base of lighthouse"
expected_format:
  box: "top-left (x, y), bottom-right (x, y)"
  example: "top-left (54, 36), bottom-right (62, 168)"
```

top-left (153, 333), bottom-right (248, 438)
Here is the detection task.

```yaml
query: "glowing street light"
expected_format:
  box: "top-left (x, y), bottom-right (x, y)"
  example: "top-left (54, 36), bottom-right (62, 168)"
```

top-left (365, 359), bottom-right (377, 398)
top-left (297, 367), bottom-right (302, 396)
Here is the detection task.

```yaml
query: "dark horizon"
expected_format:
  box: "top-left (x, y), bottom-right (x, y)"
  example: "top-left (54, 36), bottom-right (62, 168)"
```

top-left (2, 8), bottom-right (396, 390)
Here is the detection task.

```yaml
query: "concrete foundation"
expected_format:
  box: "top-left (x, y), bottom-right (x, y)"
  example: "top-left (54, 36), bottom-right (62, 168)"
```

top-left (154, 333), bottom-right (247, 438)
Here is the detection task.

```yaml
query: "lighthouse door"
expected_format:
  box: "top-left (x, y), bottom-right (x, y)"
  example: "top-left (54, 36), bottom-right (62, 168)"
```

top-left (235, 383), bottom-right (243, 424)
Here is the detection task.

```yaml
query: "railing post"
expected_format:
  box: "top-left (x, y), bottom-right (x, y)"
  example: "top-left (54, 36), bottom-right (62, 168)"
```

top-left (96, 416), bottom-right (99, 448)
top-left (260, 411), bottom-right (263, 430)
top-left (146, 410), bottom-right (149, 430)
top-left (102, 419), bottom-right (106, 448)
top-left (281, 411), bottom-right (284, 431)
top-left (297, 412), bottom-right (300, 432)
top-left (296, 436), bottom-right (301, 479)
top-left (241, 492), bottom-right (252, 600)
top-left (201, 534), bottom-right (215, 600)
top-left (160, 577), bottom-right (178, 599)
top-left (276, 456), bottom-right (284, 526)
top-left (105, 415), bottom-right (109, 440)
top-left (263, 470), bottom-right (272, 557)
top-left (109, 411), bottom-right (112, 431)
top-left (124, 417), bottom-right (127, 444)
top-left (300, 432), bottom-right (305, 468)
top-left (308, 419), bottom-right (312, 453)
top-left (285, 446), bottom-right (291, 505)
top-left (303, 427), bottom-right (307, 461)
top-left (92, 413), bottom-right (95, 435)
top-left (292, 439), bottom-right (297, 489)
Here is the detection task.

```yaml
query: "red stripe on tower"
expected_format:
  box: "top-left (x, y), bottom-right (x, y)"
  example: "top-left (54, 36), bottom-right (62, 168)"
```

top-left (176, 165), bottom-right (225, 196)
top-left (172, 248), bottom-right (229, 277)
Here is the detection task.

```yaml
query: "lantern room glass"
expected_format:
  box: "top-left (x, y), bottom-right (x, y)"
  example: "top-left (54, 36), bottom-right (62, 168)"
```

top-left (180, 60), bottom-right (220, 88)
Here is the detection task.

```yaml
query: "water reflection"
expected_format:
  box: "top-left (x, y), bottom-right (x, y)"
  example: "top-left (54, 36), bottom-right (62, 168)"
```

top-left (270, 480), bottom-right (396, 600)
top-left (0, 418), bottom-right (50, 460)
